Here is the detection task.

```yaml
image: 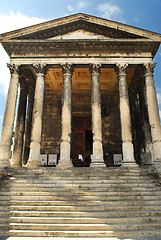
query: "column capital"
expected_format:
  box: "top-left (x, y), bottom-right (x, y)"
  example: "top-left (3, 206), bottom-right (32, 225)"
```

top-left (115, 64), bottom-right (128, 77)
top-left (33, 63), bottom-right (48, 76)
top-left (7, 64), bottom-right (21, 75)
top-left (143, 63), bottom-right (156, 76)
top-left (61, 63), bottom-right (74, 75)
top-left (89, 64), bottom-right (101, 75)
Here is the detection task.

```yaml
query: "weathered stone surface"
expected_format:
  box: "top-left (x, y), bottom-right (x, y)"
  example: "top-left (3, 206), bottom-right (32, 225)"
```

top-left (41, 91), bottom-right (61, 156)
top-left (0, 64), bottom-right (20, 168)
top-left (27, 64), bottom-right (48, 168)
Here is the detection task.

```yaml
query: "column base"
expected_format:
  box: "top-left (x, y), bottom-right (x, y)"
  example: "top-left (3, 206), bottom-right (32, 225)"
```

top-left (27, 142), bottom-right (41, 168)
top-left (153, 141), bottom-right (161, 161)
top-left (92, 141), bottom-right (105, 167)
top-left (153, 159), bottom-right (161, 172)
top-left (122, 141), bottom-right (137, 165)
top-left (0, 159), bottom-right (11, 169)
top-left (121, 161), bottom-right (138, 167)
top-left (11, 163), bottom-right (22, 168)
top-left (59, 141), bottom-right (73, 168)
top-left (0, 145), bottom-right (12, 168)
top-left (90, 161), bottom-right (106, 167)
top-left (26, 159), bottom-right (42, 168)
top-left (57, 158), bottom-right (73, 169)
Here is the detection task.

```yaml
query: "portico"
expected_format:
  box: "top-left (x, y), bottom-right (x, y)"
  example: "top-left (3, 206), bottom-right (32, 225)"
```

top-left (0, 13), bottom-right (161, 169)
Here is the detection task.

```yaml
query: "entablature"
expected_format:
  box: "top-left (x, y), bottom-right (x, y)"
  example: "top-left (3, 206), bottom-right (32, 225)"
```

top-left (2, 39), bottom-right (159, 58)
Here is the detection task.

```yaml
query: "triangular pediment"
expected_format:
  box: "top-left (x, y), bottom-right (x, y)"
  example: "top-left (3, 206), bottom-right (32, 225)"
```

top-left (1, 13), bottom-right (161, 42)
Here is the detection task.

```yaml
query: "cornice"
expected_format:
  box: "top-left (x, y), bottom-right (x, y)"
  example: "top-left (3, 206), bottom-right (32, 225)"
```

top-left (1, 39), bottom-right (159, 43)
top-left (0, 13), bottom-right (161, 41)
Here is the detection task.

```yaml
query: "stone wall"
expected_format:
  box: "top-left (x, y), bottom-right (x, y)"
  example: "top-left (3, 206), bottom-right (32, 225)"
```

top-left (101, 91), bottom-right (122, 166)
top-left (41, 90), bottom-right (61, 156)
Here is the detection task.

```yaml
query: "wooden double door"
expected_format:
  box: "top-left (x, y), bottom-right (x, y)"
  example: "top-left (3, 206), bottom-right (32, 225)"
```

top-left (72, 118), bottom-right (93, 167)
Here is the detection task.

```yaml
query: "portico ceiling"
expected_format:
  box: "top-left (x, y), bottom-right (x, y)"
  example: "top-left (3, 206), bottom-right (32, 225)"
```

top-left (45, 67), bottom-right (135, 91)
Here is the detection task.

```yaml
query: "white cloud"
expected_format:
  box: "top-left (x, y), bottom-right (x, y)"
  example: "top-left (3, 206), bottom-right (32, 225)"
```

top-left (0, 11), bottom-right (47, 34)
top-left (134, 17), bottom-right (139, 22)
top-left (97, 2), bottom-right (123, 21)
top-left (67, 5), bottom-right (74, 12)
top-left (0, 12), bottom-right (48, 95)
top-left (0, 44), bottom-right (10, 95)
top-left (157, 89), bottom-right (161, 105)
top-left (76, 1), bottom-right (88, 10)
top-left (67, 1), bottom-right (88, 13)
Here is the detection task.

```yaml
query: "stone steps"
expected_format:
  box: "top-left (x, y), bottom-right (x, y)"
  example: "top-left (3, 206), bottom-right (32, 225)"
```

top-left (0, 166), bottom-right (161, 238)
top-left (3, 183), bottom-right (158, 188)
top-left (7, 216), bottom-right (161, 224)
top-left (1, 186), bottom-right (159, 192)
top-left (7, 176), bottom-right (152, 181)
top-left (4, 210), bottom-right (161, 217)
top-left (1, 190), bottom-right (161, 196)
top-left (5, 229), bottom-right (161, 237)
top-left (3, 205), bottom-right (161, 212)
top-left (0, 194), bottom-right (161, 201)
top-left (0, 199), bottom-right (161, 206)
top-left (4, 222), bottom-right (161, 231)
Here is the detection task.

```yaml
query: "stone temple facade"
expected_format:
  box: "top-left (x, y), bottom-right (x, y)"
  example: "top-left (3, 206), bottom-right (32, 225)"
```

top-left (0, 13), bottom-right (161, 170)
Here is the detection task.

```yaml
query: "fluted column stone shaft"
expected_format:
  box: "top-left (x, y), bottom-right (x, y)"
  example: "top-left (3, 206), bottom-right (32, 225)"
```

top-left (0, 64), bottom-right (20, 168)
top-left (22, 85), bottom-right (34, 165)
top-left (27, 64), bottom-right (48, 168)
top-left (115, 64), bottom-right (136, 166)
top-left (12, 78), bottom-right (27, 166)
top-left (59, 63), bottom-right (73, 167)
top-left (144, 63), bottom-right (161, 163)
top-left (89, 64), bottom-right (105, 167)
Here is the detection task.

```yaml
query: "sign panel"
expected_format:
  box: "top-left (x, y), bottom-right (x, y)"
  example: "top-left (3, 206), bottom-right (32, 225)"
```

top-left (40, 154), bottom-right (47, 165)
top-left (48, 154), bottom-right (57, 165)
top-left (113, 154), bottom-right (122, 165)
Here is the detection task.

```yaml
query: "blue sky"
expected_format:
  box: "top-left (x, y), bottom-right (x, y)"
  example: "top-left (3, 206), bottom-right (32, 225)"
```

top-left (0, 0), bottom-right (161, 135)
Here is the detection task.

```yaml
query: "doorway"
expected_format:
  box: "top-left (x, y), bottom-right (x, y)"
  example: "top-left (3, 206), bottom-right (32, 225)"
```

top-left (72, 117), bottom-right (92, 167)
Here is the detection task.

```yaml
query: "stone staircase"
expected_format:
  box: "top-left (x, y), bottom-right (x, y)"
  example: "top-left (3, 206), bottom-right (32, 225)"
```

top-left (0, 166), bottom-right (161, 239)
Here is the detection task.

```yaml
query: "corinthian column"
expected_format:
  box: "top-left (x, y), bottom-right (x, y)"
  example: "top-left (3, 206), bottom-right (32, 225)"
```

top-left (27, 64), bottom-right (48, 168)
top-left (22, 85), bottom-right (34, 165)
top-left (89, 64), bottom-right (106, 167)
top-left (144, 63), bottom-right (161, 163)
top-left (12, 78), bottom-right (27, 167)
top-left (0, 64), bottom-right (20, 168)
top-left (58, 63), bottom-right (73, 167)
top-left (115, 64), bottom-right (136, 166)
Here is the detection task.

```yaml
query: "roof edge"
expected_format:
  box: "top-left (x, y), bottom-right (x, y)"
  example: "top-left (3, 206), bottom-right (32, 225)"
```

top-left (0, 13), bottom-right (161, 41)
